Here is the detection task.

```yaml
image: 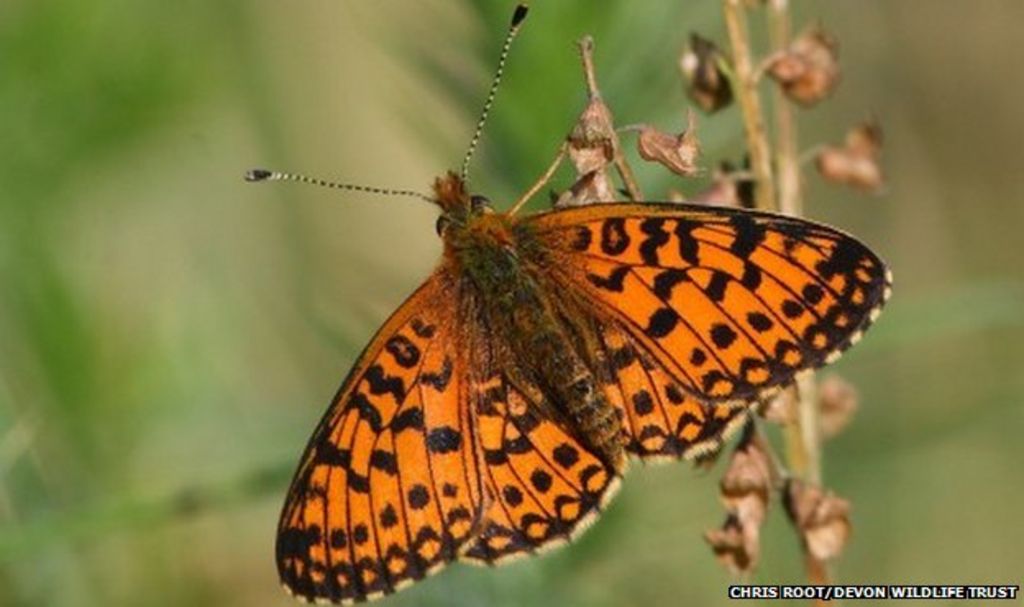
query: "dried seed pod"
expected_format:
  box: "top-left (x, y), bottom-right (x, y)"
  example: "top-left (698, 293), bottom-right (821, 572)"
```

top-left (680, 33), bottom-right (733, 113)
top-left (815, 120), bottom-right (885, 192)
top-left (719, 428), bottom-right (773, 522)
top-left (635, 110), bottom-right (701, 177)
top-left (818, 375), bottom-right (859, 439)
top-left (767, 26), bottom-right (840, 107)
top-left (783, 479), bottom-right (852, 562)
top-left (758, 389), bottom-right (795, 424)
top-left (564, 96), bottom-right (618, 205)
top-left (705, 425), bottom-right (773, 575)
top-left (705, 514), bottom-right (758, 575)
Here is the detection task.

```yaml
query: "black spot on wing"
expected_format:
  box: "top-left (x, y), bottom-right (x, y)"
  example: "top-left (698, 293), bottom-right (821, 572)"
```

top-left (391, 407), bottom-right (424, 433)
top-left (385, 335), bottom-right (421, 369)
top-left (352, 392), bottom-right (383, 431)
top-left (741, 262), bottom-right (762, 290)
top-left (639, 218), bottom-right (670, 265)
top-left (315, 443), bottom-right (352, 468)
top-left (710, 323), bottom-right (738, 349)
top-left (411, 318), bottom-right (436, 339)
top-left (370, 449), bottom-right (398, 474)
top-left (364, 364), bottom-right (406, 402)
top-left (407, 485), bottom-right (430, 509)
top-left (729, 214), bottom-right (766, 258)
top-left (421, 357), bottom-right (453, 392)
top-left (674, 219), bottom-right (701, 265)
top-left (571, 226), bottom-right (592, 251)
top-left (653, 269), bottom-right (688, 299)
top-left (586, 265), bottom-right (630, 292)
top-left (705, 270), bottom-right (731, 303)
top-left (816, 238), bottom-right (863, 278)
top-left (600, 218), bottom-right (630, 255)
top-left (425, 427), bottom-right (462, 453)
top-left (645, 308), bottom-right (680, 338)
top-left (747, 312), bottom-right (774, 332)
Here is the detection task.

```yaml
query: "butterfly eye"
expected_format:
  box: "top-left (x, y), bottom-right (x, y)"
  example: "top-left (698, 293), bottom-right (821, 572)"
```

top-left (470, 195), bottom-right (492, 213)
top-left (435, 216), bottom-right (450, 236)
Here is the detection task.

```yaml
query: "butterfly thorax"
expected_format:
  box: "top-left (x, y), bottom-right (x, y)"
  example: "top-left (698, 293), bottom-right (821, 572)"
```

top-left (434, 177), bottom-right (625, 470)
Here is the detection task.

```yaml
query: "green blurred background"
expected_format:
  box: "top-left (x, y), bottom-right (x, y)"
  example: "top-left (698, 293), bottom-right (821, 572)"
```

top-left (2, 1), bottom-right (1022, 605)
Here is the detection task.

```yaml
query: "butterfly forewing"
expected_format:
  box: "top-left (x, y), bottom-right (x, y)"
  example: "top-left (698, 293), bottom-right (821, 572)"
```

top-left (530, 202), bottom-right (891, 405)
top-left (276, 276), bottom-right (485, 603)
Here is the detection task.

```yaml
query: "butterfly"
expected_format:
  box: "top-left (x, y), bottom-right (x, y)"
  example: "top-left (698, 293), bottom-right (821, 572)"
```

top-left (266, 170), bottom-right (891, 604)
top-left (253, 5), bottom-right (891, 605)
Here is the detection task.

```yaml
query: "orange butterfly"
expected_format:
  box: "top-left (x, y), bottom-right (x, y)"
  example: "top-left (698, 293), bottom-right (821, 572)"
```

top-left (249, 6), bottom-right (891, 605)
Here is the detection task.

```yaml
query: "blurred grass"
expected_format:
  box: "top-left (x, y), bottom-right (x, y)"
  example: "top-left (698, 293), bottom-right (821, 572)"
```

top-left (2, 0), bottom-right (1023, 606)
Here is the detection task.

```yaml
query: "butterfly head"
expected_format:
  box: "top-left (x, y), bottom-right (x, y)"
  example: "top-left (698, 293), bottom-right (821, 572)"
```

top-left (432, 171), bottom-right (496, 237)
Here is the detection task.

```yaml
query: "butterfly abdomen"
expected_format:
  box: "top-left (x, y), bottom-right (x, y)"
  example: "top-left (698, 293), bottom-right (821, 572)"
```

top-left (450, 218), bottom-right (625, 469)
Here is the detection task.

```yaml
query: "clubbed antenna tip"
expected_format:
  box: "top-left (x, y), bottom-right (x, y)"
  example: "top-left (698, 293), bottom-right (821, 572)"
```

top-left (244, 168), bottom-right (274, 182)
top-left (243, 167), bottom-right (436, 204)
top-left (459, 3), bottom-right (531, 184)
top-left (512, 4), bottom-right (529, 27)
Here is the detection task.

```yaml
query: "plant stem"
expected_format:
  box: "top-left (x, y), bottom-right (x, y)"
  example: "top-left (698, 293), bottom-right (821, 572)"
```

top-left (767, 0), bottom-right (832, 593)
top-left (722, 0), bottom-right (776, 211)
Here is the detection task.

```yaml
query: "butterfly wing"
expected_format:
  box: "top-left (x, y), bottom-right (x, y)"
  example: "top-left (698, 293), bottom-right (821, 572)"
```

top-left (591, 317), bottom-right (750, 461)
top-left (276, 274), bottom-right (486, 603)
top-left (528, 202), bottom-right (892, 407)
top-left (458, 358), bottom-right (620, 564)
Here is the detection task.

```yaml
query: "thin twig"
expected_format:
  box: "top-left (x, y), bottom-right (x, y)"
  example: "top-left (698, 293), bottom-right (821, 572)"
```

top-left (578, 36), bottom-right (644, 201)
top-left (722, 0), bottom-right (776, 211)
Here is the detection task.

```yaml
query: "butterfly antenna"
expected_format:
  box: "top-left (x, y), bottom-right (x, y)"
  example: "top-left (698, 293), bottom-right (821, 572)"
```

top-left (459, 4), bottom-right (530, 184)
top-left (244, 168), bottom-right (436, 204)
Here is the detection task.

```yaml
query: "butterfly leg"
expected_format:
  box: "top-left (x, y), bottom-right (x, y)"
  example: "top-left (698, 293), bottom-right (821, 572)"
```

top-left (508, 143), bottom-right (568, 215)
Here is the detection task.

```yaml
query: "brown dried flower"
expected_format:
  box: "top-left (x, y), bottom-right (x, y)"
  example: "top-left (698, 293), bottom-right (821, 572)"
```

top-left (705, 514), bottom-right (757, 576)
top-left (680, 33), bottom-right (733, 113)
top-left (634, 110), bottom-right (701, 177)
top-left (705, 426), bottom-right (774, 574)
top-left (815, 120), bottom-right (885, 192)
top-left (564, 95), bottom-right (618, 206)
top-left (818, 375), bottom-right (859, 439)
top-left (688, 162), bottom-right (754, 208)
top-left (783, 479), bottom-right (852, 562)
top-left (758, 390), bottom-right (795, 424)
top-left (767, 26), bottom-right (840, 107)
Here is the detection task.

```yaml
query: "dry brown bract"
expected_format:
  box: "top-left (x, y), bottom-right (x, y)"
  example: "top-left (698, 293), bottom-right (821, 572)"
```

top-left (680, 33), bottom-right (734, 113)
top-left (766, 26), bottom-right (840, 107)
top-left (818, 375), bottom-right (859, 440)
top-left (784, 479), bottom-right (852, 562)
top-left (634, 110), bottom-right (701, 177)
top-left (705, 426), bottom-right (774, 574)
top-left (815, 120), bottom-right (885, 192)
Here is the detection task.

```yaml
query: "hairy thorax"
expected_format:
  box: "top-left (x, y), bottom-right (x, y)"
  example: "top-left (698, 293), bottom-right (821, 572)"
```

top-left (443, 211), bottom-right (625, 468)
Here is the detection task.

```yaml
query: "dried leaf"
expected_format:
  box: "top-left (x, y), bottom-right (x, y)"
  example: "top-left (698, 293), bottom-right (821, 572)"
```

top-left (767, 26), bottom-right (840, 107)
top-left (680, 33), bottom-right (733, 113)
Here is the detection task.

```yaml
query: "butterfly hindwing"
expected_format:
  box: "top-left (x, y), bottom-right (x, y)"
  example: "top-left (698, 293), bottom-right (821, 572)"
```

top-left (276, 276), bottom-right (485, 604)
top-left (592, 319), bottom-right (749, 461)
top-left (531, 202), bottom-right (891, 404)
top-left (459, 369), bottom-right (620, 564)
